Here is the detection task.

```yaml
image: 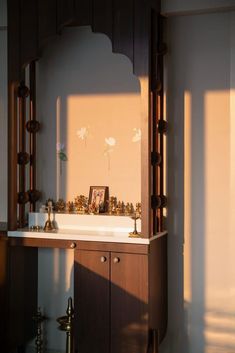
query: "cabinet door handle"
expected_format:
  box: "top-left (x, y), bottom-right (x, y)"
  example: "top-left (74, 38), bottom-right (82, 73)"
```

top-left (100, 256), bottom-right (107, 263)
top-left (70, 242), bottom-right (76, 249)
top-left (113, 257), bottom-right (120, 264)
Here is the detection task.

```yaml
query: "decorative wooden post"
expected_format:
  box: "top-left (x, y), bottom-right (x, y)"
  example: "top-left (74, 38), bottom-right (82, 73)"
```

top-left (150, 13), bottom-right (168, 234)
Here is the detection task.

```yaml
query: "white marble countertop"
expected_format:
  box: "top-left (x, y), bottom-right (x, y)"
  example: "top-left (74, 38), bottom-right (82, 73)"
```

top-left (7, 212), bottom-right (167, 244)
top-left (7, 228), bottom-right (167, 244)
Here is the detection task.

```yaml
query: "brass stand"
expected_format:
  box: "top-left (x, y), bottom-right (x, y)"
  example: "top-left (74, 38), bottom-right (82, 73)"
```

top-left (44, 201), bottom-right (55, 231)
top-left (129, 213), bottom-right (141, 238)
top-left (57, 297), bottom-right (74, 353)
top-left (33, 308), bottom-right (47, 353)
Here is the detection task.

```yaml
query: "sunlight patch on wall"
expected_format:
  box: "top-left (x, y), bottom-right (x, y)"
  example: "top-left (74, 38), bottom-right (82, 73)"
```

top-left (205, 308), bottom-right (235, 353)
top-left (54, 93), bottom-right (141, 204)
top-left (204, 91), bottom-right (230, 301)
top-left (203, 90), bottom-right (235, 353)
top-left (184, 91), bottom-right (192, 304)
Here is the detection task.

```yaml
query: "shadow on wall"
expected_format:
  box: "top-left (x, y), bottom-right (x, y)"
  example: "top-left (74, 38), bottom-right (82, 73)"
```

top-left (161, 11), bottom-right (235, 353)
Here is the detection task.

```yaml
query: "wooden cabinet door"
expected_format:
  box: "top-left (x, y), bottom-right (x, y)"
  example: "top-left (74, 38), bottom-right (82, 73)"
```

top-left (110, 252), bottom-right (149, 353)
top-left (74, 250), bottom-right (110, 353)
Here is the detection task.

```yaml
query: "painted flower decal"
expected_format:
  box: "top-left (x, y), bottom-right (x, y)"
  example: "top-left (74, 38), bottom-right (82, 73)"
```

top-left (132, 128), bottom-right (141, 142)
top-left (104, 137), bottom-right (116, 171)
top-left (104, 137), bottom-right (116, 155)
top-left (105, 137), bottom-right (116, 146)
top-left (77, 127), bottom-right (89, 140)
top-left (56, 142), bottom-right (68, 161)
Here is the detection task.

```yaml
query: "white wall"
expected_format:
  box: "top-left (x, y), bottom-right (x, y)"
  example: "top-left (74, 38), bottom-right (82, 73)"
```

top-left (163, 11), bottom-right (235, 353)
top-left (0, 0), bottom-right (7, 222)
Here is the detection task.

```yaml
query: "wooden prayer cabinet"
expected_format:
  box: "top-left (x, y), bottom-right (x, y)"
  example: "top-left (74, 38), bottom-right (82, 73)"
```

top-left (1, 1), bottom-right (168, 352)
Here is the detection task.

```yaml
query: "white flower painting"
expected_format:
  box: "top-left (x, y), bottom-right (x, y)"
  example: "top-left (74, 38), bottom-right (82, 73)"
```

top-left (104, 137), bottom-right (116, 171)
top-left (105, 137), bottom-right (116, 147)
top-left (132, 128), bottom-right (141, 142)
top-left (77, 127), bottom-right (89, 140)
top-left (77, 127), bottom-right (89, 147)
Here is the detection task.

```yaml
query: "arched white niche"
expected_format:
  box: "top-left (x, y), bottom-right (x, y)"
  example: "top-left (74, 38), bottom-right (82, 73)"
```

top-left (37, 26), bottom-right (141, 206)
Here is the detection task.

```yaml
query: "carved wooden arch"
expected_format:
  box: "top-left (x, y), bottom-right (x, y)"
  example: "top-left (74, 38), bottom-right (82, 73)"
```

top-left (8, 0), bottom-right (165, 237)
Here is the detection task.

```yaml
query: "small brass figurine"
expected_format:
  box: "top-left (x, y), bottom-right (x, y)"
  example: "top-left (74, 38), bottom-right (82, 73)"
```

top-left (116, 201), bottom-right (125, 215)
top-left (129, 212), bottom-right (141, 238)
top-left (88, 201), bottom-right (99, 214)
top-left (108, 196), bottom-right (117, 214)
top-left (136, 202), bottom-right (141, 216)
top-left (57, 297), bottom-right (74, 353)
top-left (66, 201), bottom-right (74, 213)
top-left (30, 225), bottom-right (43, 232)
top-left (44, 200), bottom-right (55, 231)
top-left (74, 195), bottom-right (88, 214)
top-left (55, 198), bottom-right (66, 213)
top-left (130, 203), bottom-right (135, 215)
top-left (33, 307), bottom-right (47, 353)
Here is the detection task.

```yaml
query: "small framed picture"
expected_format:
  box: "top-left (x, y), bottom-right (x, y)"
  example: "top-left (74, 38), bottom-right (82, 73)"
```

top-left (88, 186), bottom-right (109, 213)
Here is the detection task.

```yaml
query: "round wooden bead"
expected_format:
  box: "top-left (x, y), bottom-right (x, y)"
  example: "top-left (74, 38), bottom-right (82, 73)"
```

top-left (18, 192), bottom-right (29, 204)
top-left (157, 120), bottom-right (168, 134)
top-left (18, 83), bottom-right (30, 98)
top-left (26, 120), bottom-right (41, 133)
top-left (28, 189), bottom-right (41, 203)
top-left (17, 152), bottom-right (30, 165)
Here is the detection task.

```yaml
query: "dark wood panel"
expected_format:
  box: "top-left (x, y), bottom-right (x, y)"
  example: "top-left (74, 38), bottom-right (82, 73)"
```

top-left (57, 0), bottom-right (75, 31)
top-left (73, 0), bottom-right (92, 26)
top-left (38, 0), bottom-right (57, 48)
top-left (74, 250), bottom-right (110, 353)
top-left (112, 0), bottom-right (134, 63)
top-left (133, 0), bottom-right (150, 76)
top-left (149, 235), bottom-right (167, 343)
top-left (0, 237), bottom-right (8, 350)
top-left (9, 237), bottom-right (149, 254)
top-left (9, 237), bottom-right (77, 249)
top-left (20, 0), bottom-right (39, 67)
top-left (92, 0), bottom-right (113, 40)
top-left (110, 252), bottom-right (149, 353)
top-left (8, 0), bottom-right (20, 81)
top-left (7, 246), bottom-right (38, 350)
top-left (77, 241), bottom-right (149, 254)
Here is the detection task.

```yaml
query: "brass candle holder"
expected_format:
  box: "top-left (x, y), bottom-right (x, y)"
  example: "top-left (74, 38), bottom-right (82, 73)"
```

top-left (129, 212), bottom-right (141, 238)
top-left (32, 307), bottom-right (47, 353)
top-left (44, 200), bottom-right (55, 231)
top-left (57, 297), bottom-right (74, 353)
